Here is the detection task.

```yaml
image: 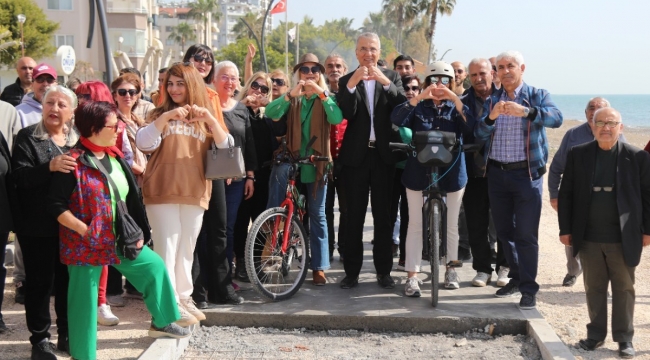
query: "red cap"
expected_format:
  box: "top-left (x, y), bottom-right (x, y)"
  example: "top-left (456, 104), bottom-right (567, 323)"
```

top-left (33, 63), bottom-right (57, 79)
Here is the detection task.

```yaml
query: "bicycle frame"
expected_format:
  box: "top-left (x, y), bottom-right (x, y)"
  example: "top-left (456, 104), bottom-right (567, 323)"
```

top-left (272, 163), bottom-right (306, 254)
top-left (422, 167), bottom-right (448, 261)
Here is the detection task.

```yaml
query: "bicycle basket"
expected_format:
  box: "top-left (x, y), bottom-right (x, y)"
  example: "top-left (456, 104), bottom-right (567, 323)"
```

top-left (413, 130), bottom-right (457, 166)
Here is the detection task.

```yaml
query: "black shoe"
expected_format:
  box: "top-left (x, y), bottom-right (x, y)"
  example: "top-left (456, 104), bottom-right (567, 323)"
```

top-left (495, 282), bottom-right (520, 298)
top-left (458, 247), bottom-right (472, 261)
top-left (195, 301), bottom-right (208, 310)
top-left (578, 338), bottom-right (604, 351)
top-left (340, 276), bottom-right (359, 289)
top-left (619, 342), bottom-right (635, 358)
top-left (518, 293), bottom-right (536, 310)
top-left (376, 274), bottom-right (395, 289)
top-left (392, 244), bottom-right (399, 258)
top-left (215, 294), bottom-right (244, 305)
top-left (15, 281), bottom-right (25, 304)
top-left (562, 274), bottom-right (577, 287)
top-left (32, 340), bottom-right (57, 360)
top-left (0, 318), bottom-right (7, 333)
top-left (236, 268), bottom-right (250, 283)
top-left (56, 334), bottom-right (69, 354)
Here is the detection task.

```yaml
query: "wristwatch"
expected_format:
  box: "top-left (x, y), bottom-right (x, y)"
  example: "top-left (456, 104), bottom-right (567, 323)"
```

top-left (522, 107), bottom-right (530, 118)
top-left (319, 90), bottom-right (329, 101)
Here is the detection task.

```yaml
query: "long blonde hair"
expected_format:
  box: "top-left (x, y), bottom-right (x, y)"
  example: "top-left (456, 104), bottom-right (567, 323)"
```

top-left (236, 71), bottom-right (274, 103)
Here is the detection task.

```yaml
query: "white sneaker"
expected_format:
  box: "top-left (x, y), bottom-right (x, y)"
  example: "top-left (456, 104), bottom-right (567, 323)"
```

top-left (496, 267), bottom-right (510, 287)
top-left (97, 304), bottom-right (119, 326)
top-left (404, 276), bottom-right (422, 297)
top-left (444, 268), bottom-right (460, 289)
top-left (180, 299), bottom-right (206, 321)
top-left (175, 302), bottom-right (199, 327)
top-left (471, 272), bottom-right (491, 287)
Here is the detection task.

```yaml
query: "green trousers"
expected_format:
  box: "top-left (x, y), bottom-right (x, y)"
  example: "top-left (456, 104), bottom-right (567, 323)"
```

top-left (67, 246), bottom-right (180, 360)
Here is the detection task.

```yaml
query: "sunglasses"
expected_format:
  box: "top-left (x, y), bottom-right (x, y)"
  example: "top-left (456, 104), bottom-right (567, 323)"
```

top-left (35, 77), bottom-right (56, 84)
top-left (192, 54), bottom-right (213, 65)
top-left (250, 82), bottom-right (270, 94)
top-left (427, 76), bottom-right (450, 85)
top-left (403, 85), bottom-right (420, 92)
top-left (299, 66), bottom-right (320, 75)
top-left (78, 93), bottom-right (91, 101)
top-left (271, 78), bottom-right (286, 86)
top-left (454, 69), bottom-right (464, 74)
top-left (592, 185), bottom-right (614, 192)
top-left (116, 89), bottom-right (139, 97)
top-left (594, 121), bottom-right (621, 128)
top-left (103, 124), bottom-right (120, 132)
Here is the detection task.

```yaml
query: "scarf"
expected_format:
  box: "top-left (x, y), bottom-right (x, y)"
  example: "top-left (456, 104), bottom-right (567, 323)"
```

top-left (80, 137), bottom-right (124, 158)
top-left (287, 96), bottom-right (331, 196)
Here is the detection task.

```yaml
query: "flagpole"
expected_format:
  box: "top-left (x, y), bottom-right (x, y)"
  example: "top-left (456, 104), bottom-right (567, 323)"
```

top-left (295, 24), bottom-right (299, 66)
top-left (284, 2), bottom-right (288, 76)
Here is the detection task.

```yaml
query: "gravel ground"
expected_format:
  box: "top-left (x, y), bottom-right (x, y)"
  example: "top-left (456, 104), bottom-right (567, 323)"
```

top-left (183, 326), bottom-right (541, 360)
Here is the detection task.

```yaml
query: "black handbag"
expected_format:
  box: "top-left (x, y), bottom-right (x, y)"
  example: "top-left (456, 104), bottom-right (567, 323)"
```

top-left (92, 154), bottom-right (144, 260)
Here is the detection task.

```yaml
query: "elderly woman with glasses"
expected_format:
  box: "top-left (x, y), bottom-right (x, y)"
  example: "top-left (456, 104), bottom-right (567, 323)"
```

top-left (391, 61), bottom-right (473, 297)
top-left (11, 85), bottom-right (79, 359)
top-left (265, 53), bottom-right (343, 285)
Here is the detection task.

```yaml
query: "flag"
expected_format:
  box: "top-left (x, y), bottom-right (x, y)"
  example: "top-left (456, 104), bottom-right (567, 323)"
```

top-left (270, 0), bottom-right (286, 14)
top-left (287, 27), bottom-right (296, 42)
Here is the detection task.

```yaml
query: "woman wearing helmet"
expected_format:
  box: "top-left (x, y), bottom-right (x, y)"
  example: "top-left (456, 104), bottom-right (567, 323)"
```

top-left (391, 61), bottom-right (474, 297)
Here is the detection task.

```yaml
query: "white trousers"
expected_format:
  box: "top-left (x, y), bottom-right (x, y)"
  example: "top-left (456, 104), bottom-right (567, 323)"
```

top-left (405, 187), bottom-right (465, 273)
top-left (146, 203), bottom-right (204, 301)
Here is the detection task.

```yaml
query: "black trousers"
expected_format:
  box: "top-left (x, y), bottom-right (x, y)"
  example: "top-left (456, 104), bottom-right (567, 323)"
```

top-left (18, 235), bottom-right (68, 345)
top-left (342, 148), bottom-right (395, 278)
top-left (0, 232), bottom-right (7, 321)
top-left (389, 168), bottom-right (408, 262)
top-left (462, 177), bottom-right (507, 274)
top-left (233, 170), bottom-right (271, 261)
top-left (192, 179), bottom-right (235, 303)
top-left (326, 159), bottom-right (348, 258)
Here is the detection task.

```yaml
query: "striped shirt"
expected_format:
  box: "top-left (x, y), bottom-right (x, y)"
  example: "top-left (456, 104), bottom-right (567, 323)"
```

top-left (489, 82), bottom-right (526, 162)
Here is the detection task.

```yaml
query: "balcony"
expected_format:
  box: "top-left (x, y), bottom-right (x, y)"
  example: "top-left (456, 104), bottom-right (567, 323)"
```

top-left (106, 0), bottom-right (148, 14)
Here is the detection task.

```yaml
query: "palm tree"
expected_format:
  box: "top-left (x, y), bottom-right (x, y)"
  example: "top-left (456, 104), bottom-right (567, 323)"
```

top-left (382, 0), bottom-right (420, 52)
top-left (231, 12), bottom-right (264, 41)
top-left (168, 22), bottom-right (196, 52)
top-left (187, 0), bottom-right (221, 45)
top-left (421, 0), bottom-right (456, 63)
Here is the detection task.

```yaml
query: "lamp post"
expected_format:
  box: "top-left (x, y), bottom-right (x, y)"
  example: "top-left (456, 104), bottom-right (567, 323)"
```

top-left (17, 14), bottom-right (26, 57)
top-left (118, 36), bottom-right (124, 52)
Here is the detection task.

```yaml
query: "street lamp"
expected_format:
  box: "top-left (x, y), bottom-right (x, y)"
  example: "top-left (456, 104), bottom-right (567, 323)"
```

top-left (118, 36), bottom-right (124, 52)
top-left (17, 14), bottom-right (26, 57)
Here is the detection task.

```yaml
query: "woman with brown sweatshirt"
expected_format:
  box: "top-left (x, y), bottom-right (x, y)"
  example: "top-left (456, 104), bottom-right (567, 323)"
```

top-left (135, 63), bottom-right (232, 327)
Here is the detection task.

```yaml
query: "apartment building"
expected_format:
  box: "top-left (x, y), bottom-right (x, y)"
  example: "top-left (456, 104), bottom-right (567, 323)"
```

top-left (217, 0), bottom-right (272, 49)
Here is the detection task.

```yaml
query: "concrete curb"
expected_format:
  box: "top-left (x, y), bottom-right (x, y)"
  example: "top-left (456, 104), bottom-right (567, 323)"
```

top-left (522, 309), bottom-right (576, 360)
top-left (138, 324), bottom-right (196, 360)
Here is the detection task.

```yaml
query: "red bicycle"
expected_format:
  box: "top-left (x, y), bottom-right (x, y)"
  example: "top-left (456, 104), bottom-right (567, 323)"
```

top-left (244, 137), bottom-right (328, 301)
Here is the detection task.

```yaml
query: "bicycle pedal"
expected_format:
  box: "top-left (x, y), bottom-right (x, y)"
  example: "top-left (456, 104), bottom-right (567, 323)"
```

top-left (447, 260), bottom-right (463, 268)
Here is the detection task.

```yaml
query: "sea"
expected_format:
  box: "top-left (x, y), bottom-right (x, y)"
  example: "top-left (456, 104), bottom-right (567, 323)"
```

top-left (552, 95), bottom-right (649, 129)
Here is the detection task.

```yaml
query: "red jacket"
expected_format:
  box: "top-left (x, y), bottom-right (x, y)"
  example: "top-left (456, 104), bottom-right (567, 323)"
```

top-left (644, 140), bottom-right (650, 154)
top-left (330, 119), bottom-right (348, 159)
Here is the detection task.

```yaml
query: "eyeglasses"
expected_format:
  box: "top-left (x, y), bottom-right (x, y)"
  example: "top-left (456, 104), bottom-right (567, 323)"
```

top-left (116, 89), bottom-right (139, 97)
top-left (35, 77), bottom-right (57, 84)
top-left (103, 124), bottom-right (120, 132)
top-left (594, 121), bottom-right (621, 128)
top-left (299, 66), bottom-right (320, 74)
top-left (192, 54), bottom-right (213, 65)
top-left (427, 76), bottom-right (450, 85)
top-left (454, 69), bottom-right (464, 74)
top-left (250, 82), bottom-right (270, 94)
top-left (403, 85), bottom-right (420, 92)
top-left (593, 185), bottom-right (614, 192)
top-left (219, 75), bottom-right (239, 83)
top-left (271, 78), bottom-right (286, 86)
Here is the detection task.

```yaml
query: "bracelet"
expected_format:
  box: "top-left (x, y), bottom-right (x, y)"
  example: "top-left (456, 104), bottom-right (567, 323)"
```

top-left (245, 176), bottom-right (256, 182)
top-left (285, 93), bottom-right (292, 101)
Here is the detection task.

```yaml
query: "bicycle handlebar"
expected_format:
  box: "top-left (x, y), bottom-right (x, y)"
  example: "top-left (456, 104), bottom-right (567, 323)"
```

top-left (388, 142), bottom-right (414, 151)
top-left (389, 142), bottom-right (482, 154)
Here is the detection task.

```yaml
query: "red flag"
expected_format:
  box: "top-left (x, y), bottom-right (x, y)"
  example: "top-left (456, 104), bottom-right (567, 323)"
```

top-left (270, 0), bottom-right (286, 14)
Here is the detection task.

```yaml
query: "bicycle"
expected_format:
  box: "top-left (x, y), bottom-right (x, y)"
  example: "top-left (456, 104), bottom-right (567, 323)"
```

top-left (390, 130), bottom-right (479, 307)
top-left (244, 137), bottom-right (329, 301)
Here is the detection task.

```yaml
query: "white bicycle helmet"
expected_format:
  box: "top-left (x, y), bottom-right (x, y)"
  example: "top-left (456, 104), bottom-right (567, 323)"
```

top-left (424, 61), bottom-right (455, 81)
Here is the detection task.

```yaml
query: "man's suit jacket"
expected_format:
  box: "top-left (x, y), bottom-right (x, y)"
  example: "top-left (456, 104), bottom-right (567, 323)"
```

top-left (558, 140), bottom-right (650, 267)
top-left (336, 68), bottom-right (406, 167)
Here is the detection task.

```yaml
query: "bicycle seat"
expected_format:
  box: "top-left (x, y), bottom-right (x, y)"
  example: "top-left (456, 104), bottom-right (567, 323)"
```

top-left (413, 130), bottom-right (457, 167)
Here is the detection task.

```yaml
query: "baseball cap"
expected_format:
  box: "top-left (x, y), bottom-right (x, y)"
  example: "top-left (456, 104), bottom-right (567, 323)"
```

top-left (33, 63), bottom-right (57, 79)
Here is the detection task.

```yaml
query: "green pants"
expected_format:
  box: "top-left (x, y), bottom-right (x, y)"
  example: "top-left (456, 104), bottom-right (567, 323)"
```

top-left (67, 246), bottom-right (180, 360)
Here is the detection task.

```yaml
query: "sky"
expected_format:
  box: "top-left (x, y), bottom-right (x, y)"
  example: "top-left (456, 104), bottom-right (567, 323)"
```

top-left (272, 0), bottom-right (650, 95)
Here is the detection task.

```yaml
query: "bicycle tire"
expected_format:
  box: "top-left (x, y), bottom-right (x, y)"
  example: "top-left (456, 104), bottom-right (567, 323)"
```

top-left (429, 198), bottom-right (442, 307)
top-left (245, 207), bottom-right (310, 301)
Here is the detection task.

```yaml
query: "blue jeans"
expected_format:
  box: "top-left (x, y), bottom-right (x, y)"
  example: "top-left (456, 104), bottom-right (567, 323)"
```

top-left (225, 180), bottom-right (245, 267)
top-left (267, 164), bottom-right (330, 271)
top-left (487, 164), bottom-right (543, 295)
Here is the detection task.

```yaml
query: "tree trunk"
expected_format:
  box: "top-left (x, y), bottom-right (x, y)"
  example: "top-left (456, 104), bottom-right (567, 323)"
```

top-left (427, 0), bottom-right (438, 64)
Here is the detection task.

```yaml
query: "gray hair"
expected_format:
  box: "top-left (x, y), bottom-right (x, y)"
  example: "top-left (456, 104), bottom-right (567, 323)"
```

top-left (496, 51), bottom-right (525, 66)
top-left (468, 58), bottom-right (491, 69)
top-left (586, 97), bottom-right (611, 110)
top-left (32, 85), bottom-right (79, 146)
top-left (214, 60), bottom-right (240, 78)
top-left (356, 32), bottom-right (381, 48)
top-left (325, 53), bottom-right (348, 72)
top-left (593, 107), bottom-right (621, 123)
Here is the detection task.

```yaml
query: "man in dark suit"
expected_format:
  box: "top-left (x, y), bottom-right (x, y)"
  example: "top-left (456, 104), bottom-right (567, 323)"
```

top-left (559, 107), bottom-right (650, 359)
top-left (336, 32), bottom-right (406, 289)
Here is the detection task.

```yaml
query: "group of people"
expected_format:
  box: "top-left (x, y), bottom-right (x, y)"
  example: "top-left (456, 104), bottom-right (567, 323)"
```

top-left (0, 31), bottom-right (649, 360)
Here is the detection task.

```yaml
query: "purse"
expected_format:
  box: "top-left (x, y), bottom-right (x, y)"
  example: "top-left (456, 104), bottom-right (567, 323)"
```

top-left (205, 136), bottom-right (246, 180)
top-left (92, 154), bottom-right (145, 260)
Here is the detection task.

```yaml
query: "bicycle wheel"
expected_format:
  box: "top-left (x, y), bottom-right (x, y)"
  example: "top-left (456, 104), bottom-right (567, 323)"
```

top-left (245, 207), bottom-right (310, 301)
top-left (429, 198), bottom-right (443, 307)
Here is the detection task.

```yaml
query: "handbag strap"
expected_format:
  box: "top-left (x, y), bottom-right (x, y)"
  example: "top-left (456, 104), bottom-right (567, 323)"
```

top-left (212, 135), bottom-right (235, 150)
top-left (89, 153), bottom-right (123, 203)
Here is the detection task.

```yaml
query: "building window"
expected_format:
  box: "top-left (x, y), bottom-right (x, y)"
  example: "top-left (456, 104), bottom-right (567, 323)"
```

top-left (48, 0), bottom-right (73, 10)
top-left (52, 35), bottom-right (74, 48)
top-left (166, 26), bottom-right (174, 32)
top-left (109, 29), bottom-right (147, 56)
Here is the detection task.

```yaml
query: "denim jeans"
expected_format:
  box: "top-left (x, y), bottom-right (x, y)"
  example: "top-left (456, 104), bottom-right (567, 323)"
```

top-left (267, 163), bottom-right (330, 271)
top-left (225, 180), bottom-right (245, 267)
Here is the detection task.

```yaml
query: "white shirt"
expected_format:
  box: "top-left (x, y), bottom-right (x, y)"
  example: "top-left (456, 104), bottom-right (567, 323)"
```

top-left (347, 80), bottom-right (390, 141)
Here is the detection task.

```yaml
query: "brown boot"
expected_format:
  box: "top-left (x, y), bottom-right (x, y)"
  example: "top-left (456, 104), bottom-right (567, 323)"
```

top-left (313, 270), bottom-right (327, 286)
